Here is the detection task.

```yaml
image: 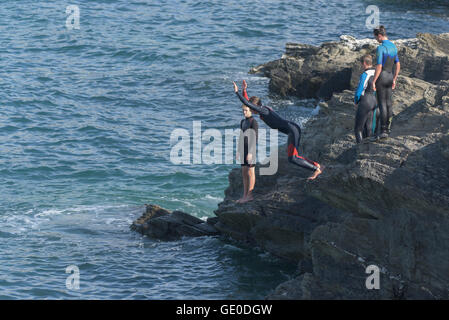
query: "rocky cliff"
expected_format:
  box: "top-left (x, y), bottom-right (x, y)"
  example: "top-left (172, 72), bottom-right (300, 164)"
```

top-left (249, 33), bottom-right (449, 99)
top-left (214, 33), bottom-right (449, 299)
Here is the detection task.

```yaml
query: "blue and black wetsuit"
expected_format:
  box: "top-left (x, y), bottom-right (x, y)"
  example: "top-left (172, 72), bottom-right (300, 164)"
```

top-left (376, 39), bottom-right (399, 134)
top-left (354, 68), bottom-right (379, 143)
top-left (236, 90), bottom-right (319, 172)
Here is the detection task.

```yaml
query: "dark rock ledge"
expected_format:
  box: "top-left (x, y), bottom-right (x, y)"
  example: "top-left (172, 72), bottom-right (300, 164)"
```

top-left (131, 204), bottom-right (219, 241)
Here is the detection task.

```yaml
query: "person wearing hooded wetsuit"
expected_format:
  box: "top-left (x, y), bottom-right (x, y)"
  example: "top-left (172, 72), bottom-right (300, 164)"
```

top-left (373, 26), bottom-right (400, 137)
top-left (235, 86), bottom-right (320, 173)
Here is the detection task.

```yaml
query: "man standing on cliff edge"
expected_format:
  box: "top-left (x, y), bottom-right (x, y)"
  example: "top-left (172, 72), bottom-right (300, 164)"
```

top-left (372, 25), bottom-right (401, 140)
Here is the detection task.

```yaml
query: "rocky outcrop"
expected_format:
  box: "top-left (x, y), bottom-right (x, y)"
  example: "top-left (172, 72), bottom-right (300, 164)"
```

top-left (215, 33), bottom-right (449, 299)
top-left (131, 204), bottom-right (219, 240)
top-left (214, 157), bottom-right (350, 263)
top-left (250, 33), bottom-right (449, 99)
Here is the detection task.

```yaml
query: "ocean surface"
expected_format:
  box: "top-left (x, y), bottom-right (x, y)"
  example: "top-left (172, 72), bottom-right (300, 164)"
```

top-left (0, 0), bottom-right (448, 299)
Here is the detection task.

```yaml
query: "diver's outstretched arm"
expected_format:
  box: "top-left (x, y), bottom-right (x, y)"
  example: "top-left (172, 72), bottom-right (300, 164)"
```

top-left (233, 82), bottom-right (269, 116)
top-left (242, 80), bottom-right (249, 100)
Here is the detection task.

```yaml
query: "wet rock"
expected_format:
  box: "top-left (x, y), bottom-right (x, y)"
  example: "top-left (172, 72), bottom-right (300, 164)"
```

top-left (131, 204), bottom-right (220, 240)
top-left (250, 33), bottom-right (449, 99)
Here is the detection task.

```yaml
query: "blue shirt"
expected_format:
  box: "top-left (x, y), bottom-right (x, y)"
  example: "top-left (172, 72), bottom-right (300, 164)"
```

top-left (354, 69), bottom-right (375, 104)
top-left (376, 39), bottom-right (399, 68)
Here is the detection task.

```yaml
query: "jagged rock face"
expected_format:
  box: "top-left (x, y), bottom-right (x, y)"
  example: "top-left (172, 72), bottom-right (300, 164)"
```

top-left (215, 164), bottom-right (350, 262)
top-left (131, 204), bottom-right (219, 240)
top-left (295, 78), bottom-right (449, 300)
top-left (250, 33), bottom-right (449, 100)
top-left (215, 69), bottom-right (449, 298)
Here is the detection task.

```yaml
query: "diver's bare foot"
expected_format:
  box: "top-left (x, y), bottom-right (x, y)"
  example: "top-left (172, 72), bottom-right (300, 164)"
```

top-left (236, 197), bottom-right (245, 203)
top-left (307, 166), bottom-right (323, 181)
top-left (241, 194), bottom-right (254, 203)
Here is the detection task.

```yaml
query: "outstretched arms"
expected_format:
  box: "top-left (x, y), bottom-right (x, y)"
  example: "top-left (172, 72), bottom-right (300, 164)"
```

top-left (233, 81), bottom-right (269, 116)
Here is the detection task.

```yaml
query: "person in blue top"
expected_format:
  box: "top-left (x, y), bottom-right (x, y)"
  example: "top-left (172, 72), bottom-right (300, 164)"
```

top-left (372, 25), bottom-right (401, 140)
top-left (354, 54), bottom-right (379, 143)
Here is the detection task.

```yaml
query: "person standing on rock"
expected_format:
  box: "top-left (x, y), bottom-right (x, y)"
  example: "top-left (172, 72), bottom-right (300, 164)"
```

top-left (354, 54), bottom-right (380, 143)
top-left (233, 80), bottom-right (323, 180)
top-left (372, 25), bottom-right (401, 140)
top-left (236, 80), bottom-right (258, 203)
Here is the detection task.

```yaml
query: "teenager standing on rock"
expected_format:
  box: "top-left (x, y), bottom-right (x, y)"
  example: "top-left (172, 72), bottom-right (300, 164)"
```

top-left (354, 54), bottom-right (379, 143)
top-left (237, 81), bottom-right (258, 203)
top-left (372, 25), bottom-right (401, 140)
top-left (233, 81), bottom-right (322, 180)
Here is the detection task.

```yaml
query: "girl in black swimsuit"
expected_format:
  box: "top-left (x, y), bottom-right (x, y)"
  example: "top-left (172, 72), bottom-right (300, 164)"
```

top-left (237, 90), bottom-right (258, 203)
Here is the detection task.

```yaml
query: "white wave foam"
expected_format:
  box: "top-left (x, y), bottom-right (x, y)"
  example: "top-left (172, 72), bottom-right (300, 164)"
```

top-left (204, 194), bottom-right (223, 201)
top-left (1, 204), bottom-right (138, 235)
top-left (222, 72), bottom-right (270, 83)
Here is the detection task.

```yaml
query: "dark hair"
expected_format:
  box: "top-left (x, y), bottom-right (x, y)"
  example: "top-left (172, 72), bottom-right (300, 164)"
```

top-left (249, 96), bottom-right (262, 106)
top-left (360, 54), bottom-right (373, 65)
top-left (373, 25), bottom-right (387, 37)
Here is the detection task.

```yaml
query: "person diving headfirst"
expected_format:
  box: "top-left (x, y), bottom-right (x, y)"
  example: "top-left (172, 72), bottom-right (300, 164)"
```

top-left (233, 80), bottom-right (323, 180)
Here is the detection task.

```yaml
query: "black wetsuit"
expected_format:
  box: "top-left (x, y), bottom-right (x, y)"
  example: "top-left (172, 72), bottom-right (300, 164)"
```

top-left (376, 39), bottom-right (399, 134)
top-left (236, 91), bottom-right (319, 171)
top-left (363, 107), bottom-right (380, 138)
top-left (354, 68), bottom-right (378, 143)
top-left (239, 116), bottom-right (258, 167)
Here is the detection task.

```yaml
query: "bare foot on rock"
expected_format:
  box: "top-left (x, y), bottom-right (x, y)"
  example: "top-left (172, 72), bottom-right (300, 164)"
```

top-left (307, 165), bottom-right (323, 181)
top-left (241, 194), bottom-right (254, 203)
top-left (236, 197), bottom-right (245, 203)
